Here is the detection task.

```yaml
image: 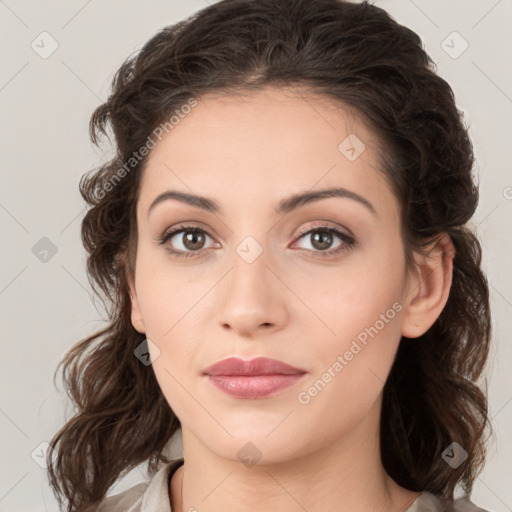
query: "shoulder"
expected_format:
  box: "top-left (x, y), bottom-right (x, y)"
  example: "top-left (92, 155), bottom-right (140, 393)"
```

top-left (414, 491), bottom-right (492, 512)
top-left (92, 458), bottom-right (184, 512)
top-left (94, 481), bottom-right (148, 512)
top-left (453, 496), bottom-right (492, 512)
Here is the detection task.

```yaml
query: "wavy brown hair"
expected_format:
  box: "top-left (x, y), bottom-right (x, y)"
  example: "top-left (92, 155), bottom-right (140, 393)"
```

top-left (47, 0), bottom-right (493, 511)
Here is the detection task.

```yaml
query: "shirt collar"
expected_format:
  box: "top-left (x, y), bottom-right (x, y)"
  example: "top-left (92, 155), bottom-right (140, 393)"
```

top-left (141, 458), bottom-right (184, 512)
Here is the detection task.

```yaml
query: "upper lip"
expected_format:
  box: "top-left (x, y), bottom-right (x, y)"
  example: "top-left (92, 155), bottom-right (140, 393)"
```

top-left (203, 357), bottom-right (306, 376)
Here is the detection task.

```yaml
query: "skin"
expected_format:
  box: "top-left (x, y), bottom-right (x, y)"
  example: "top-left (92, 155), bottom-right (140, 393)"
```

top-left (127, 86), bottom-right (455, 512)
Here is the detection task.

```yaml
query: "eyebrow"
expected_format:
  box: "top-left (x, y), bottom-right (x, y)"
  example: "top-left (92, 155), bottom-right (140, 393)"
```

top-left (147, 187), bottom-right (377, 218)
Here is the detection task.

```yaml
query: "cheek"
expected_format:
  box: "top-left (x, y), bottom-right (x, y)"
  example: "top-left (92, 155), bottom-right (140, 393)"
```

top-left (134, 247), bottom-right (194, 335)
top-left (133, 249), bottom-right (210, 389)
top-left (295, 278), bottom-right (404, 433)
top-left (297, 241), bottom-right (406, 388)
top-left (300, 244), bottom-right (404, 340)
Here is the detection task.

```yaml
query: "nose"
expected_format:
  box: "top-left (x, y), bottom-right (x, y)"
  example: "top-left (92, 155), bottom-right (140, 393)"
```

top-left (216, 243), bottom-right (288, 338)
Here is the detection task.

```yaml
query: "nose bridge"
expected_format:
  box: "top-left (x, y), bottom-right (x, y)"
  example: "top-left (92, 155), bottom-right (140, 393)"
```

top-left (216, 227), bottom-right (285, 332)
top-left (225, 209), bottom-right (273, 272)
top-left (228, 231), bottom-right (270, 293)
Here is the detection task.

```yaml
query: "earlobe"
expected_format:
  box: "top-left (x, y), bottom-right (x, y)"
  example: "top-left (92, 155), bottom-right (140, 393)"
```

top-left (127, 273), bottom-right (145, 334)
top-left (401, 233), bottom-right (455, 339)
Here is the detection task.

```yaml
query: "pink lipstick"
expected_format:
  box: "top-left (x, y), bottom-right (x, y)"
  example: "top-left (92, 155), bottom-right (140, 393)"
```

top-left (203, 357), bottom-right (307, 399)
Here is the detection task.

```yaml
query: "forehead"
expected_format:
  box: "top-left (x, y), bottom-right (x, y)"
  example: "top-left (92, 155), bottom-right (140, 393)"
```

top-left (137, 86), bottom-right (395, 220)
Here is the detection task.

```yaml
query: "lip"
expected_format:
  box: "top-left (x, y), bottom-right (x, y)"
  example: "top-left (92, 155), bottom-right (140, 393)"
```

top-left (203, 357), bottom-right (306, 376)
top-left (203, 357), bottom-right (307, 399)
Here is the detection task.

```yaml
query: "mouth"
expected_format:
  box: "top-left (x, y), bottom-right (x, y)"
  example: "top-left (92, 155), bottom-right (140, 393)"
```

top-left (203, 357), bottom-right (307, 399)
top-left (203, 356), bottom-right (306, 376)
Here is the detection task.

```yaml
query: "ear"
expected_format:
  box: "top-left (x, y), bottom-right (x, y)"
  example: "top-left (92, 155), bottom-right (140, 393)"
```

top-left (401, 232), bottom-right (455, 338)
top-left (127, 272), bottom-right (146, 334)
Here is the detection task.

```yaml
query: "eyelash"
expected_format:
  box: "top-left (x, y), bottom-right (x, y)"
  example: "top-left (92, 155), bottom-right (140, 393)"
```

top-left (157, 223), bottom-right (356, 260)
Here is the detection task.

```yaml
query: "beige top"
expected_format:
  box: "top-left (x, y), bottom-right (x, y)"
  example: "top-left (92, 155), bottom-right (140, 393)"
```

top-left (95, 458), bottom-right (491, 512)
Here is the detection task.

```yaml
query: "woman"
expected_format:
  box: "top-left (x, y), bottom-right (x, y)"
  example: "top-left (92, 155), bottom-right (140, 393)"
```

top-left (47, 0), bottom-right (494, 511)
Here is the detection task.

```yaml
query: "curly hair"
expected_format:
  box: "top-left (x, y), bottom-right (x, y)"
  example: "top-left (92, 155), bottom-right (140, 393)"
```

top-left (46, 1), bottom-right (493, 511)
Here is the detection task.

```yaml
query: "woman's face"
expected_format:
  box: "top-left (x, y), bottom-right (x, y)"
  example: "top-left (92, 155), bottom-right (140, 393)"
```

top-left (128, 86), bottom-right (418, 464)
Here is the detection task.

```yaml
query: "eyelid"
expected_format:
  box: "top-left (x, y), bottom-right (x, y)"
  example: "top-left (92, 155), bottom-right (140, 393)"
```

top-left (157, 220), bottom-right (351, 244)
top-left (156, 224), bottom-right (217, 247)
top-left (294, 220), bottom-right (353, 238)
top-left (292, 224), bottom-right (355, 253)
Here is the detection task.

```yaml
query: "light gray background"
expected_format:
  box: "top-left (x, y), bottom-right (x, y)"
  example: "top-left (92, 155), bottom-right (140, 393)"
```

top-left (1, 1), bottom-right (511, 511)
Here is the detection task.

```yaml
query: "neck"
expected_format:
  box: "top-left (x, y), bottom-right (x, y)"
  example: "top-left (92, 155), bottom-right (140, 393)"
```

top-left (170, 397), bottom-right (419, 512)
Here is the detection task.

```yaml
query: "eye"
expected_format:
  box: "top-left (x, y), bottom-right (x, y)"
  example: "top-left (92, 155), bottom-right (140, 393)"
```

top-left (293, 225), bottom-right (355, 256)
top-left (157, 224), bottom-right (218, 260)
top-left (156, 223), bottom-right (356, 260)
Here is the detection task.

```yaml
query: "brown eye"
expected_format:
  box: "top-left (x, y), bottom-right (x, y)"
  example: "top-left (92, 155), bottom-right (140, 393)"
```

top-left (294, 226), bottom-right (355, 256)
top-left (180, 230), bottom-right (207, 251)
top-left (310, 230), bottom-right (334, 251)
top-left (158, 225), bottom-right (217, 260)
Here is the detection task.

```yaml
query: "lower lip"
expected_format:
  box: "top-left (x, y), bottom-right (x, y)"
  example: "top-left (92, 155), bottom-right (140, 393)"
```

top-left (206, 374), bottom-right (306, 398)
